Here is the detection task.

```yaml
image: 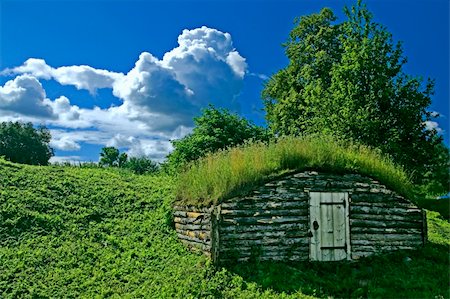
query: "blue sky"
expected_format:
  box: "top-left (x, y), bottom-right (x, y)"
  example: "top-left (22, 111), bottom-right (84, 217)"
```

top-left (0, 0), bottom-right (448, 163)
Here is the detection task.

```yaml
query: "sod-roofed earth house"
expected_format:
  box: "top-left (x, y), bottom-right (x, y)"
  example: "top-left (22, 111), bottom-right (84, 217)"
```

top-left (173, 138), bottom-right (427, 263)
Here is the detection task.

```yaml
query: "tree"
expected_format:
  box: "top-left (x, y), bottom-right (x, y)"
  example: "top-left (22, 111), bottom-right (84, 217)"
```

top-left (118, 152), bottom-right (128, 168)
top-left (0, 121), bottom-right (53, 165)
top-left (262, 1), bottom-right (448, 194)
top-left (99, 147), bottom-right (127, 167)
top-left (166, 105), bottom-right (269, 169)
top-left (99, 146), bottom-right (159, 174)
top-left (124, 157), bottom-right (159, 175)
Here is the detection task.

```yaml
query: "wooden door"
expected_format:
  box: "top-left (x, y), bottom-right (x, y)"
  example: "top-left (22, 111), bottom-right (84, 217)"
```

top-left (309, 192), bottom-right (350, 261)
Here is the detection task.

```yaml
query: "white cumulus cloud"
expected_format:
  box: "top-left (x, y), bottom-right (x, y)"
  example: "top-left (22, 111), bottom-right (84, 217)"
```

top-left (0, 74), bottom-right (54, 117)
top-left (126, 139), bottom-right (173, 162)
top-left (0, 26), bottom-right (249, 160)
top-left (4, 58), bottom-right (124, 94)
top-left (50, 136), bottom-right (81, 151)
top-left (106, 133), bottom-right (137, 148)
top-left (110, 26), bottom-right (247, 132)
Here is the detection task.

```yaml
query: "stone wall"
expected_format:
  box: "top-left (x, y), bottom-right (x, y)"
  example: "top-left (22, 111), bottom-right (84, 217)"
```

top-left (173, 206), bottom-right (213, 257)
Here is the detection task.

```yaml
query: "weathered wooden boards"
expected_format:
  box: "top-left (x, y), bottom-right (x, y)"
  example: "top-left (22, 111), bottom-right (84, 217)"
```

top-left (218, 196), bottom-right (310, 263)
top-left (174, 171), bottom-right (427, 263)
top-left (350, 191), bottom-right (425, 259)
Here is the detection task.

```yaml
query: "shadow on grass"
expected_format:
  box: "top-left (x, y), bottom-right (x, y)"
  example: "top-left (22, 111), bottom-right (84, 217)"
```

top-left (225, 243), bottom-right (449, 298)
top-left (420, 198), bottom-right (450, 220)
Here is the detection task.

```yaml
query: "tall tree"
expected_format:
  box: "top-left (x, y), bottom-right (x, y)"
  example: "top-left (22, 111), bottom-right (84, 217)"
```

top-left (262, 1), bottom-right (448, 194)
top-left (0, 121), bottom-right (53, 165)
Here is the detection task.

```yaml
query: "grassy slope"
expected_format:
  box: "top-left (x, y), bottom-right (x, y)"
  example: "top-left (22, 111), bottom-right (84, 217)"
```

top-left (1, 160), bottom-right (449, 298)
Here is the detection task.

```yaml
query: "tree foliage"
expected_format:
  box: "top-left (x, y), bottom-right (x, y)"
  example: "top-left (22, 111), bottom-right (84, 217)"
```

top-left (99, 146), bottom-right (158, 174)
top-left (124, 156), bottom-right (159, 175)
top-left (166, 105), bottom-right (269, 170)
top-left (0, 121), bottom-right (53, 165)
top-left (262, 1), bottom-right (448, 194)
top-left (99, 147), bottom-right (126, 167)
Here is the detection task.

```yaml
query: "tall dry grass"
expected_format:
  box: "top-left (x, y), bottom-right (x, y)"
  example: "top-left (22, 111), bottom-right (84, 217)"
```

top-left (176, 135), bottom-right (413, 206)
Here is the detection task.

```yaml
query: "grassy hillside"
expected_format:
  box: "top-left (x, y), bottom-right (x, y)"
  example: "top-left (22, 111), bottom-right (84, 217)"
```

top-left (0, 159), bottom-right (449, 298)
top-left (176, 136), bottom-right (413, 206)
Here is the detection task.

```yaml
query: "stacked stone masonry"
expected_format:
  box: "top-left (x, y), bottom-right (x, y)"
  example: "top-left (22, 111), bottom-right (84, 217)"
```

top-left (174, 171), bottom-right (427, 263)
top-left (173, 206), bottom-right (213, 257)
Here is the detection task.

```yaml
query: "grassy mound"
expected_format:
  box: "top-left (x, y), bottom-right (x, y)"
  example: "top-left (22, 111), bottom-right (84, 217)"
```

top-left (1, 159), bottom-right (448, 298)
top-left (176, 136), bottom-right (413, 206)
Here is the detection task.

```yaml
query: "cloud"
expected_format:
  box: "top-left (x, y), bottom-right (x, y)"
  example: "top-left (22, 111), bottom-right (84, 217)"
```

top-left (159, 26), bottom-right (246, 111)
top-left (0, 75), bottom-right (87, 126)
top-left (51, 130), bottom-right (173, 162)
top-left (1, 26), bottom-right (249, 160)
top-left (4, 58), bottom-right (53, 80)
top-left (226, 51), bottom-right (247, 78)
top-left (106, 133), bottom-right (137, 148)
top-left (46, 96), bottom-right (81, 121)
top-left (4, 58), bottom-right (124, 94)
top-left (50, 129), bottom-right (115, 147)
top-left (111, 26), bottom-right (247, 131)
top-left (50, 135), bottom-right (81, 151)
top-left (424, 120), bottom-right (443, 133)
top-left (248, 72), bottom-right (269, 80)
top-left (126, 139), bottom-right (173, 162)
top-left (6, 26), bottom-right (247, 132)
top-left (49, 155), bottom-right (82, 164)
top-left (0, 74), bottom-right (54, 117)
top-left (112, 52), bottom-right (198, 131)
top-left (163, 26), bottom-right (246, 78)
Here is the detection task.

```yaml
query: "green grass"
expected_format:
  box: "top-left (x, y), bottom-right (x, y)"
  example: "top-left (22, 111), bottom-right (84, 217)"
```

top-left (176, 135), bottom-right (413, 206)
top-left (1, 159), bottom-right (448, 298)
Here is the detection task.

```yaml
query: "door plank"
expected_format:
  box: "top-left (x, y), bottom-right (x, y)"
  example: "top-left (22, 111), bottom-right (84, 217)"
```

top-left (332, 193), bottom-right (346, 260)
top-left (309, 192), bottom-right (321, 261)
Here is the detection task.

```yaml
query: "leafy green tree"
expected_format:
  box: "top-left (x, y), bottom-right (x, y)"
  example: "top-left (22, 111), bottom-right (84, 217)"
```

top-left (99, 146), bottom-right (158, 174)
top-left (99, 147), bottom-right (126, 167)
top-left (262, 1), bottom-right (448, 194)
top-left (124, 156), bottom-right (159, 175)
top-left (166, 105), bottom-right (269, 170)
top-left (118, 152), bottom-right (128, 168)
top-left (0, 121), bottom-right (53, 165)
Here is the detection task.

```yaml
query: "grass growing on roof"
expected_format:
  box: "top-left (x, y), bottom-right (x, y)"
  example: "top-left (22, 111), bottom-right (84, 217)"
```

top-left (176, 135), bottom-right (413, 206)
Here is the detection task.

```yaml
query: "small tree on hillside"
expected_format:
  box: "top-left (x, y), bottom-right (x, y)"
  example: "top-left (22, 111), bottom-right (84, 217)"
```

top-left (99, 146), bottom-right (158, 174)
top-left (99, 147), bottom-right (128, 167)
top-left (0, 121), bottom-right (53, 165)
top-left (166, 105), bottom-right (269, 170)
top-left (124, 157), bottom-right (159, 175)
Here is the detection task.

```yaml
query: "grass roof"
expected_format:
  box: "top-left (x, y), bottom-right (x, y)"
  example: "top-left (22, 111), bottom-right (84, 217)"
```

top-left (175, 135), bottom-right (414, 207)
